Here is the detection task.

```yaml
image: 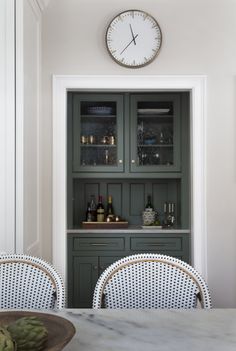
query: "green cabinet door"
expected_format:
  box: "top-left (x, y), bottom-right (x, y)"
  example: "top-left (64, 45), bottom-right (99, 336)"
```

top-left (68, 255), bottom-right (125, 308)
top-left (72, 93), bottom-right (124, 173)
top-left (130, 93), bottom-right (181, 172)
top-left (69, 256), bottom-right (98, 308)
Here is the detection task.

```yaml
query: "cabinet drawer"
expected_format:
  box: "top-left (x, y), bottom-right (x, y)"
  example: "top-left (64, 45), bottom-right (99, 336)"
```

top-left (73, 237), bottom-right (125, 251)
top-left (130, 237), bottom-right (182, 251)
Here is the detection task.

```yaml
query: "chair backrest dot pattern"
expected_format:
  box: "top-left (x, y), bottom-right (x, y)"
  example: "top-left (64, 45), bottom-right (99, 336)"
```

top-left (93, 254), bottom-right (212, 309)
top-left (104, 262), bottom-right (198, 308)
top-left (0, 254), bottom-right (65, 310)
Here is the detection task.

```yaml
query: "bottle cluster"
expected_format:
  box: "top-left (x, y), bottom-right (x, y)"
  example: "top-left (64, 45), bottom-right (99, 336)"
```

top-left (86, 195), bottom-right (116, 222)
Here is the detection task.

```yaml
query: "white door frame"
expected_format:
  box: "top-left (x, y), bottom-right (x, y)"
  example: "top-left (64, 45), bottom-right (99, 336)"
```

top-left (15, 0), bottom-right (43, 255)
top-left (0, 0), bottom-right (15, 253)
top-left (52, 75), bottom-right (207, 280)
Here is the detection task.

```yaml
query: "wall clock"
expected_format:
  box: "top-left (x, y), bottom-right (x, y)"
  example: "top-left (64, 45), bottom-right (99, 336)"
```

top-left (105, 10), bottom-right (162, 68)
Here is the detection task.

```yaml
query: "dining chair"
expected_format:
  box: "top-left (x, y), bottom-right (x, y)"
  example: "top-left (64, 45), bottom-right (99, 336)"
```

top-left (93, 253), bottom-right (212, 309)
top-left (0, 254), bottom-right (65, 309)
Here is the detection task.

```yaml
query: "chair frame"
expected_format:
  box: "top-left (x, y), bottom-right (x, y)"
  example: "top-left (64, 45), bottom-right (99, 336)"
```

top-left (93, 253), bottom-right (212, 309)
top-left (0, 254), bottom-right (65, 309)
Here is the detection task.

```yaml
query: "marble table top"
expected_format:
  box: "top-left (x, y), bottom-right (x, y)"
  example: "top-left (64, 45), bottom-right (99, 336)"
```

top-left (58, 309), bottom-right (236, 351)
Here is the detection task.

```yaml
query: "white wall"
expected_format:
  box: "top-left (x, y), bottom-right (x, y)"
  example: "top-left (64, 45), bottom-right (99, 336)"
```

top-left (42, 0), bottom-right (236, 307)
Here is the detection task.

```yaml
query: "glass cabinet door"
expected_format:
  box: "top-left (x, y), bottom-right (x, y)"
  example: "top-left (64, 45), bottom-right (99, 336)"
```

top-left (130, 94), bottom-right (181, 172)
top-left (73, 94), bottom-right (124, 172)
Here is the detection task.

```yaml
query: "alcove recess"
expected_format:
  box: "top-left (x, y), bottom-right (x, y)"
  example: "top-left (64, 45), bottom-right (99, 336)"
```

top-left (71, 178), bottom-right (183, 227)
top-left (67, 91), bottom-right (190, 229)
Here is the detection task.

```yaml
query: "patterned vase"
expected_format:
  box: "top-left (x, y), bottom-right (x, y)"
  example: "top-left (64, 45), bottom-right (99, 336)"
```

top-left (142, 209), bottom-right (156, 225)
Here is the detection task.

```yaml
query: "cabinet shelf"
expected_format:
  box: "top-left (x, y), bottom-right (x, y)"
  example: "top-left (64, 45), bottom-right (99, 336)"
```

top-left (138, 144), bottom-right (173, 148)
top-left (138, 115), bottom-right (173, 119)
top-left (81, 115), bottom-right (116, 118)
top-left (80, 144), bottom-right (117, 147)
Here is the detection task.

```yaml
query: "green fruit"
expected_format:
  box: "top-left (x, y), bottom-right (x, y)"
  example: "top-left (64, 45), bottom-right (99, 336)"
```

top-left (7, 317), bottom-right (48, 351)
top-left (0, 327), bottom-right (15, 351)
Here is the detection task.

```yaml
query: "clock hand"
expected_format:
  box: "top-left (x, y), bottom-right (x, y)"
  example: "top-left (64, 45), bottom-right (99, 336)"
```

top-left (120, 34), bottom-right (138, 55)
top-left (129, 24), bottom-right (136, 45)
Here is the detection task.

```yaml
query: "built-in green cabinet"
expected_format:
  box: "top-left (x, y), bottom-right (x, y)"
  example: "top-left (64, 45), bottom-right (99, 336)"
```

top-left (71, 92), bottom-right (182, 175)
top-left (67, 231), bottom-right (190, 308)
top-left (67, 91), bottom-right (191, 308)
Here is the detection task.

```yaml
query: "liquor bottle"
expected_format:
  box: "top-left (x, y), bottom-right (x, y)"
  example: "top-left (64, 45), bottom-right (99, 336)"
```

top-left (106, 195), bottom-right (114, 217)
top-left (104, 149), bottom-right (109, 165)
top-left (86, 202), bottom-right (92, 222)
top-left (90, 195), bottom-right (97, 221)
top-left (97, 195), bottom-right (105, 222)
top-left (159, 132), bottom-right (164, 144)
top-left (145, 195), bottom-right (154, 211)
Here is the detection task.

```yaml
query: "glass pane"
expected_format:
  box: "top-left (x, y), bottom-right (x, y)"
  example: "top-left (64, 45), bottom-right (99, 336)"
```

top-left (137, 100), bottom-right (174, 166)
top-left (80, 101), bottom-right (117, 167)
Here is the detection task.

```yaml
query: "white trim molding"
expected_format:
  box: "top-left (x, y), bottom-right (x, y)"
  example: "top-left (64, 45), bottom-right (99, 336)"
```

top-left (0, 0), bottom-right (15, 253)
top-left (52, 75), bottom-right (207, 280)
top-left (15, 0), bottom-right (42, 256)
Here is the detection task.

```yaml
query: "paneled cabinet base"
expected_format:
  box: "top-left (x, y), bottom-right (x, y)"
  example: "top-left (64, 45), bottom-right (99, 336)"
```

top-left (67, 231), bottom-right (190, 308)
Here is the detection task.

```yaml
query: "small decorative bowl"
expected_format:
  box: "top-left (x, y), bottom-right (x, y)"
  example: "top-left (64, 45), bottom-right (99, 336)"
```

top-left (0, 311), bottom-right (76, 351)
top-left (144, 137), bottom-right (156, 145)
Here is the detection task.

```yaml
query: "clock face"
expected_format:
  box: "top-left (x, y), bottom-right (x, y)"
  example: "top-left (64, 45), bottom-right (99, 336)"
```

top-left (106, 10), bottom-right (162, 68)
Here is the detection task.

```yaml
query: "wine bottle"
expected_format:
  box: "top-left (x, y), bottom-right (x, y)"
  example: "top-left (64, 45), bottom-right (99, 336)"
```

top-left (90, 195), bottom-right (97, 221)
top-left (86, 202), bottom-right (92, 222)
top-left (145, 195), bottom-right (154, 210)
top-left (107, 195), bottom-right (114, 217)
top-left (97, 195), bottom-right (105, 222)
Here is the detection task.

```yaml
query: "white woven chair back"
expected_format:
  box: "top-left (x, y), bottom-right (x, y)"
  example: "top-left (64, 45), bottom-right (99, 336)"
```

top-left (93, 254), bottom-right (212, 309)
top-left (0, 254), bottom-right (65, 309)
